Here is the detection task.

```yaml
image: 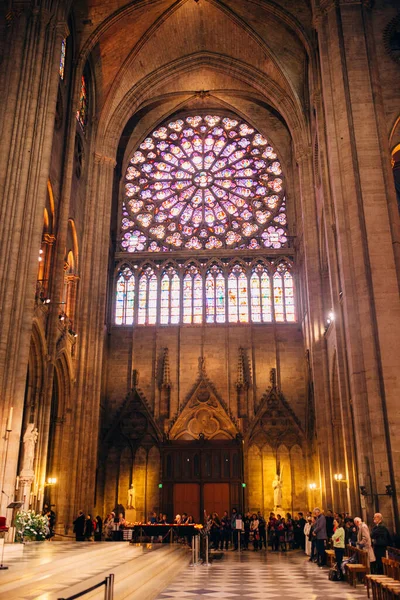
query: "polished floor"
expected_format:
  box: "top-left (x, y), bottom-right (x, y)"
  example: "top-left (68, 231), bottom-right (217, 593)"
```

top-left (155, 549), bottom-right (368, 600)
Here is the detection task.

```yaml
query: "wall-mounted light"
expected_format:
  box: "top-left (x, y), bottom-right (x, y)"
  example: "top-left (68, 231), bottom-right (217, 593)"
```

top-left (309, 482), bottom-right (317, 490)
top-left (385, 485), bottom-right (393, 496)
top-left (359, 486), bottom-right (368, 496)
top-left (46, 477), bottom-right (57, 485)
top-left (327, 311), bottom-right (335, 325)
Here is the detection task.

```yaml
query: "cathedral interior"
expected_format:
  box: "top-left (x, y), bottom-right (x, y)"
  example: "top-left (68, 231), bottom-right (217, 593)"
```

top-left (0, 0), bottom-right (400, 538)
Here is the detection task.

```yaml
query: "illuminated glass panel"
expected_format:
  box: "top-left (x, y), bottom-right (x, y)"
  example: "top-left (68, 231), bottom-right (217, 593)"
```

top-left (115, 267), bottom-right (135, 325)
top-left (228, 265), bottom-right (248, 323)
top-left (183, 265), bottom-right (202, 324)
top-left (250, 271), bottom-right (261, 323)
top-left (261, 271), bottom-right (272, 322)
top-left (138, 267), bottom-right (157, 325)
top-left (160, 267), bottom-right (180, 324)
top-left (120, 114), bottom-right (288, 252)
top-left (206, 265), bottom-right (225, 323)
top-left (284, 269), bottom-right (295, 322)
top-left (76, 75), bottom-right (88, 131)
top-left (59, 39), bottom-right (66, 80)
top-left (273, 269), bottom-right (284, 322)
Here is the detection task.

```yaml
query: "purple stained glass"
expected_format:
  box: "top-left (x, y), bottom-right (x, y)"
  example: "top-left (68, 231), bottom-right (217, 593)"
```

top-left (120, 114), bottom-right (287, 251)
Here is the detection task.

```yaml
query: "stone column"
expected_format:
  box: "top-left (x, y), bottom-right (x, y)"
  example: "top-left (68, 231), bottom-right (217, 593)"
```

top-left (316, 0), bottom-right (400, 530)
top-left (0, 2), bottom-right (69, 516)
top-left (66, 153), bottom-right (116, 519)
top-left (296, 147), bottom-right (337, 510)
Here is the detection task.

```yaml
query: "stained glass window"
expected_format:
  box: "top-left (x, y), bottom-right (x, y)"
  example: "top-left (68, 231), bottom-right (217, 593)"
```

top-left (138, 267), bottom-right (157, 325)
top-left (273, 262), bottom-right (294, 323)
top-left (120, 114), bottom-right (287, 252)
top-left (76, 75), bottom-right (88, 131)
top-left (206, 265), bottom-right (225, 323)
top-left (115, 267), bottom-right (135, 325)
top-left (183, 265), bottom-right (203, 324)
top-left (59, 39), bottom-right (66, 80)
top-left (250, 264), bottom-right (272, 323)
top-left (228, 265), bottom-right (249, 323)
top-left (160, 267), bottom-right (180, 324)
top-left (115, 260), bottom-right (295, 325)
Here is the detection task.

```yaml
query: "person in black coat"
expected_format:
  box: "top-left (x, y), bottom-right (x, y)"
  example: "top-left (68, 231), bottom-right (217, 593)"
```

top-left (325, 509), bottom-right (334, 543)
top-left (73, 510), bottom-right (85, 541)
top-left (84, 514), bottom-right (94, 541)
top-left (95, 516), bottom-right (103, 541)
top-left (371, 513), bottom-right (392, 574)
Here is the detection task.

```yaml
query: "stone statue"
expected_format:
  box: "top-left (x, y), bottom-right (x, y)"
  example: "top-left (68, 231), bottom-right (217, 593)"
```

top-left (22, 424), bottom-right (38, 472)
top-left (272, 470), bottom-right (283, 507)
top-left (127, 484), bottom-right (135, 509)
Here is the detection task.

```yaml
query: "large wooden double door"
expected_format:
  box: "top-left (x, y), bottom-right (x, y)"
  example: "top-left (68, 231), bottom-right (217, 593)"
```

top-left (173, 482), bottom-right (230, 522)
top-left (162, 439), bottom-right (243, 521)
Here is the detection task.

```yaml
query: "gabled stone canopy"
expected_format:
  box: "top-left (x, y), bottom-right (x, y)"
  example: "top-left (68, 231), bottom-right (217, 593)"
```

top-left (247, 368), bottom-right (304, 450)
top-left (168, 359), bottom-right (239, 440)
top-left (103, 386), bottom-right (162, 449)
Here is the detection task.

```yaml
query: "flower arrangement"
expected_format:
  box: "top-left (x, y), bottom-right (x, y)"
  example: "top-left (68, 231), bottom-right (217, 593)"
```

top-left (15, 510), bottom-right (48, 542)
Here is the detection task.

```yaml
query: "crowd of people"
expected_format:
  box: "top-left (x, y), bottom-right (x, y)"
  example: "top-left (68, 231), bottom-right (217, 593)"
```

top-left (303, 507), bottom-right (392, 579)
top-left (70, 504), bottom-right (394, 581)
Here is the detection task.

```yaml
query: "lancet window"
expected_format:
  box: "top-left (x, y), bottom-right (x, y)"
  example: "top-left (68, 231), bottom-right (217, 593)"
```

top-left (160, 267), bottom-right (180, 325)
top-left (115, 267), bottom-right (135, 325)
top-left (59, 39), bottom-right (66, 80)
top-left (183, 265), bottom-right (203, 324)
top-left (138, 267), bottom-right (157, 325)
top-left (76, 75), bottom-right (88, 131)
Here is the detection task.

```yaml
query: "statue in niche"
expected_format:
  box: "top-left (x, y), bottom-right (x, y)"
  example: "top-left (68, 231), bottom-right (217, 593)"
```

top-left (22, 423), bottom-right (38, 472)
top-left (272, 469), bottom-right (283, 507)
top-left (127, 484), bottom-right (135, 509)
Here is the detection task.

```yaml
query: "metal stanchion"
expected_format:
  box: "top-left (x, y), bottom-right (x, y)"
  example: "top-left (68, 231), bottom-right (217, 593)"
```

top-left (195, 535), bottom-right (199, 564)
top-left (205, 534), bottom-right (210, 566)
top-left (191, 535), bottom-right (195, 566)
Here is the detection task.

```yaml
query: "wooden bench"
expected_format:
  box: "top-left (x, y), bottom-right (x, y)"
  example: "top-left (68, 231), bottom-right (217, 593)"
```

top-left (325, 548), bottom-right (335, 568)
top-left (345, 545), bottom-right (370, 587)
top-left (372, 559), bottom-right (400, 600)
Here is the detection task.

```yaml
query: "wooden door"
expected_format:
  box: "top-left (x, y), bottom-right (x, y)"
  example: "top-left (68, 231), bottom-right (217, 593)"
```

top-left (203, 483), bottom-right (230, 517)
top-left (173, 483), bottom-right (200, 523)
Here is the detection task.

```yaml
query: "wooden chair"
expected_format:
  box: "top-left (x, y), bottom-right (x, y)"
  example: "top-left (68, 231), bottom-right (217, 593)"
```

top-left (345, 546), bottom-right (370, 587)
top-left (365, 558), bottom-right (395, 599)
top-left (373, 559), bottom-right (400, 600)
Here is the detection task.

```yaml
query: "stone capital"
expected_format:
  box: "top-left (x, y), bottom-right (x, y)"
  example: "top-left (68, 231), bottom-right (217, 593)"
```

top-left (94, 152), bottom-right (117, 167)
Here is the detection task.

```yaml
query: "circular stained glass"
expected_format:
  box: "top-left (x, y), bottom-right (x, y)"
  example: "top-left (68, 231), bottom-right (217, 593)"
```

top-left (120, 114), bottom-right (287, 252)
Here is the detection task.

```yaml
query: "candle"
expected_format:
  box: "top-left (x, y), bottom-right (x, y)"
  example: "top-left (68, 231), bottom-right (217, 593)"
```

top-left (15, 476), bottom-right (19, 491)
top-left (6, 407), bottom-right (13, 431)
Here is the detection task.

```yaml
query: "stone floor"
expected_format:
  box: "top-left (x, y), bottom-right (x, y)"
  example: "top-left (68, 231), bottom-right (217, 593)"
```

top-left (155, 549), bottom-right (368, 600)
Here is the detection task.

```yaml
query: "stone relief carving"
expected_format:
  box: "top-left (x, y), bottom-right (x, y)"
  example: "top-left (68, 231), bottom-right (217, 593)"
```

top-left (169, 378), bottom-right (238, 440)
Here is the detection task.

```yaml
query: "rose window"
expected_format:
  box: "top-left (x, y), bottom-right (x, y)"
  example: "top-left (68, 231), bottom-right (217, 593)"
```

top-left (120, 114), bottom-right (288, 252)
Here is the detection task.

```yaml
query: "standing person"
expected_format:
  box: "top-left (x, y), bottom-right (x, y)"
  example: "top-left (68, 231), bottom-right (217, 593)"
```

top-left (84, 513), bottom-right (94, 541)
top-left (210, 512), bottom-right (221, 550)
top-left (297, 512), bottom-right (306, 551)
top-left (304, 516), bottom-right (312, 556)
top-left (73, 510), bottom-right (86, 541)
top-left (313, 507), bottom-right (327, 567)
top-left (250, 514), bottom-right (260, 551)
top-left (257, 512), bottom-right (267, 550)
top-left (285, 513), bottom-right (294, 550)
top-left (332, 517), bottom-right (345, 579)
top-left (231, 507), bottom-right (238, 550)
top-left (371, 513), bottom-right (392, 574)
top-left (309, 516), bottom-right (317, 562)
top-left (354, 517), bottom-right (376, 569)
top-left (243, 512), bottom-right (251, 550)
top-left (95, 516), bottom-right (103, 541)
top-left (325, 509), bottom-right (334, 545)
top-left (345, 517), bottom-right (358, 546)
top-left (268, 512), bottom-right (277, 551)
top-left (220, 511), bottom-right (231, 550)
